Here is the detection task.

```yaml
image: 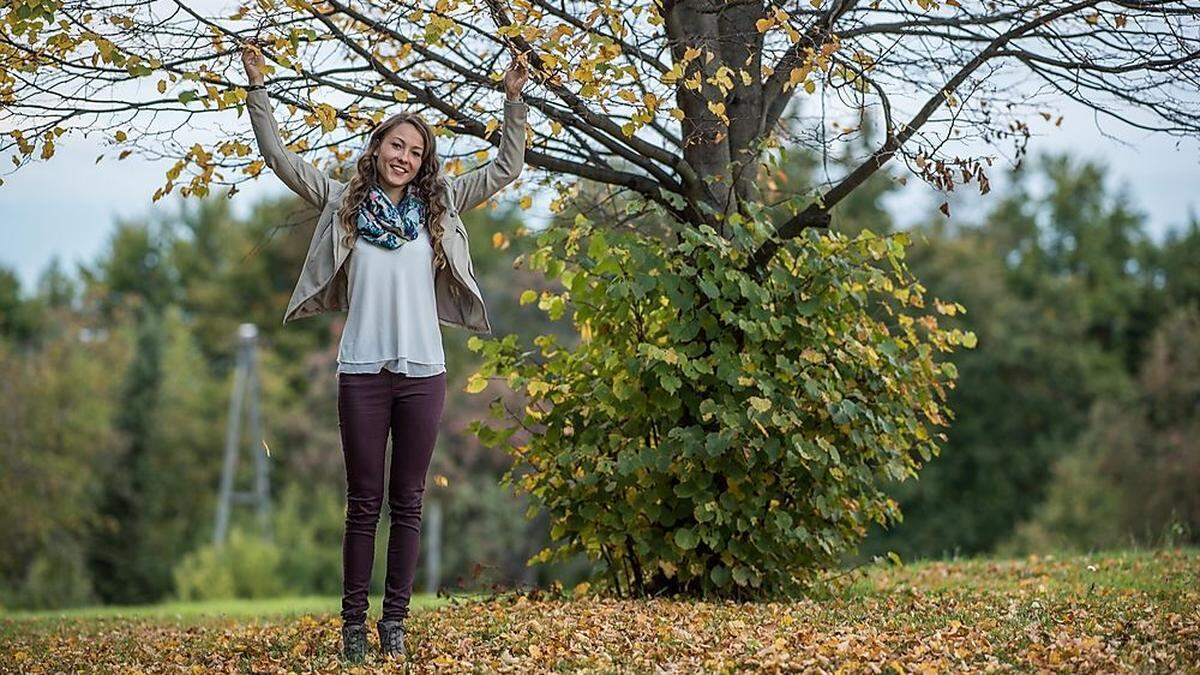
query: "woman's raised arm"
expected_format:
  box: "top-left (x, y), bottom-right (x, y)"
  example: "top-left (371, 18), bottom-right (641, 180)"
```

top-left (241, 41), bottom-right (336, 209)
top-left (449, 55), bottom-right (530, 214)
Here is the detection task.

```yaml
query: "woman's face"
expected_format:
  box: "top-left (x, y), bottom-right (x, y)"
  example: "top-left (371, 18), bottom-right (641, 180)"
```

top-left (374, 121), bottom-right (424, 192)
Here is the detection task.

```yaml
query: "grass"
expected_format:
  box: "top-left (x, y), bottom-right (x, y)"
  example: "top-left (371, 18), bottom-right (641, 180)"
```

top-left (2, 548), bottom-right (1196, 673)
top-left (0, 592), bottom-right (481, 625)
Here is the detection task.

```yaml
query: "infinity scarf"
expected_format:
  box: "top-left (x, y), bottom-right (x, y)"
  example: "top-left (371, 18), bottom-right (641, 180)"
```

top-left (356, 184), bottom-right (426, 250)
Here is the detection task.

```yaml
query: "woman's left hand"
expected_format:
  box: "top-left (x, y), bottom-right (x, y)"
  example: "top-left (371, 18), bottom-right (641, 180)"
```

top-left (503, 53), bottom-right (529, 100)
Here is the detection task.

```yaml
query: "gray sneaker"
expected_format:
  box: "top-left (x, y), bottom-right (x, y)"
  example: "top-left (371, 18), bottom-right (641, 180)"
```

top-left (341, 622), bottom-right (367, 664)
top-left (377, 619), bottom-right (407, 658)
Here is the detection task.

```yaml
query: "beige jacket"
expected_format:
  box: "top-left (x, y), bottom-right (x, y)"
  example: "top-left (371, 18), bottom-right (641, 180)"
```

top-left (245, 87), bottom-right (528, 332)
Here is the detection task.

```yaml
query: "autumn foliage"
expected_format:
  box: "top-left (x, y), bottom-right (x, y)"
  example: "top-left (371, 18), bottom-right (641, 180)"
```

top-left (2, 550), bottom-right (1195, 672)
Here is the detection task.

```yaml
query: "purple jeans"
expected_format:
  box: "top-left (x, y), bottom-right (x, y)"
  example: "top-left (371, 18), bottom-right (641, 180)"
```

top-left (336, 368), bottom-right (446, 625)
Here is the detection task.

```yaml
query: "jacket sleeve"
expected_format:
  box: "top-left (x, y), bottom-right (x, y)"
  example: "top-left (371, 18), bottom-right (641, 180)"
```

top-left (449, 98), bottom-right (528, 213)
top-left (246, 87), bottom-right (336, 209)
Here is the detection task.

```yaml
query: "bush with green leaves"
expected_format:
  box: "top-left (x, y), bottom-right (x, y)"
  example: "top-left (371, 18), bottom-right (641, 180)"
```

top-left (466, 212), bottom-right (973, 599)
top-left (173, 527), bottom-right (283, 601)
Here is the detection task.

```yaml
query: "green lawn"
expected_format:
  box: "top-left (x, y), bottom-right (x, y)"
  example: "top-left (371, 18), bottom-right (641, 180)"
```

top-left (2, 549), bottom-right (1196, 673)
top-left (1, 591), bottom-right (482, 625)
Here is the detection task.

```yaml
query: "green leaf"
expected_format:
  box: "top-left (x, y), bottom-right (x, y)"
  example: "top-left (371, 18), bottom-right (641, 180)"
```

top-left (587, 232), bottom-right (609, 261)
top-left (710, 564), bottom-right (731, 586)
top-left (772, 510), bottom-right (793, 532)
top-left (660, 373), bottom-right (681, 394)
top-left (704, 431), bottom-right (729, 457)
top-left (673, 528), bottom-right (699, 550)
top-left (731, 565), bottom-right (752, 586)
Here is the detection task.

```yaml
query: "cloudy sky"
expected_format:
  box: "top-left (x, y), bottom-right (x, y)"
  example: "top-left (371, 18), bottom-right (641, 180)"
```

top-left (2, 89), bottom-right (1196, 295)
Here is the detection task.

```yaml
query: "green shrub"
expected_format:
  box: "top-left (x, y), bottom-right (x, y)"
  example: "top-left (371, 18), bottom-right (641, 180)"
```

top-left (3, 539), bottom-right (95, 610)
top-left (273, 483), bottom-right (343, 596)
top-left (173, 528), bottom-right (283, 601)
top-left (172, 543), bottom-right (236, 601)
top-left (467, 212), bottom-right (971, 599)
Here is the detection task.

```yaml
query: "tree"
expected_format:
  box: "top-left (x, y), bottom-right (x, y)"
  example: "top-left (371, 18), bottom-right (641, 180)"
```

top-left (862, 152), bottom-right (1149, 558)
top-left (1003, 304), bottom-right (1200, 553)
top-left (0, 305), bottom-right (130, 609)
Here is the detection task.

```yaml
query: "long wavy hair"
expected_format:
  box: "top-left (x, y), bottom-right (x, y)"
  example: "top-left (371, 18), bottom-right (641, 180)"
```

top-left (337, 112), bottom-right (449, 271)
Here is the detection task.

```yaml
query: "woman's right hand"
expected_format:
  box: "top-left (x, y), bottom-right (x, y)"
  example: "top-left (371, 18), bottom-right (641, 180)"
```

top-left (240, 39), bottom-right (265, 86)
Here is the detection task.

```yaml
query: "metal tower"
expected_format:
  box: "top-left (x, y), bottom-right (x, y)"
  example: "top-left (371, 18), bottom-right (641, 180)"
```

top-left (213, 323), bottom-right (271, 545)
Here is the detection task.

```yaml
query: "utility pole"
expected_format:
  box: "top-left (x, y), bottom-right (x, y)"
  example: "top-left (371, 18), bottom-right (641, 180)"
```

top-left (424, 497), bottom-right (442, 595)
top-left (214, 323), bottom-right (271, 545)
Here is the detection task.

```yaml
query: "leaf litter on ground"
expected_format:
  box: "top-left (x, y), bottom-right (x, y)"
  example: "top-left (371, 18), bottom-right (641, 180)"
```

top-left (1, 548), bottom-right (1196, 673)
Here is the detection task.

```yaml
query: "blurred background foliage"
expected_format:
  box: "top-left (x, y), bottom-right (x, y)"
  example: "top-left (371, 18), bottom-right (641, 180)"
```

top-left (1, 143), bottom-right (1196, 610)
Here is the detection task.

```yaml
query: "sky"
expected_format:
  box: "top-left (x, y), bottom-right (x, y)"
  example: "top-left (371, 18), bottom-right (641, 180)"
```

top-left (2, 89), bottom-right (1197, 296)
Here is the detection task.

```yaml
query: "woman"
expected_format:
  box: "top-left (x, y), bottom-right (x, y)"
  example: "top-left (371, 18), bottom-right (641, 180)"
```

top-left (240, 41), bottom-right (528, 664)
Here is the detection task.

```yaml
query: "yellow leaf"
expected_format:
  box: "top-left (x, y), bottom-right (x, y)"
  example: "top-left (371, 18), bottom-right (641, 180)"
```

top-left (314, 103), bottom-right (337, 132)
top-left (114, 130), bottom-right (127, 142)
top-left (755, 17), bottom-right (773, 32)
top-left (660, 62), bottom-right (684, 85)
top-left (520, 195), bottom-right (533, 209)
top-left (485, 118), bottom-right (499, 138)
top-left (749, 397), bottom-right (772, 413)
top-left (465, 375), bottom-right (488, 393)
top-left (157, 80), bottom-right (167, 94)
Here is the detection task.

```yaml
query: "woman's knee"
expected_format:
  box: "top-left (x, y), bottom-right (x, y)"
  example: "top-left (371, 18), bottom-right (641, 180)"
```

top-left (345, 493), bottom-right (384, 528)
top-left (388, 487), bottom-right (425, 518)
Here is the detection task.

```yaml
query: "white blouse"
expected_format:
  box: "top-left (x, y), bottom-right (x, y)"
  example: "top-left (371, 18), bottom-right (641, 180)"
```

top-left (336, 220), bottom-right (446, 378)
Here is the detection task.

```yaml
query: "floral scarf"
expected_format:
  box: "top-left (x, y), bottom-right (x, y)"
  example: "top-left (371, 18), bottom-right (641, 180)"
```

top-left (356, 184), bottom-right (426, 249)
